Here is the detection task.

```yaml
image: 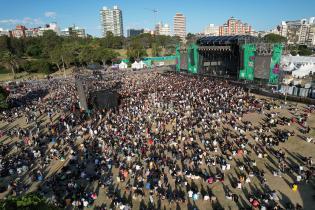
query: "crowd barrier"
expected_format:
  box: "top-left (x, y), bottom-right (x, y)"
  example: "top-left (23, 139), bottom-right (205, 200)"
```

top-left (248, 88), bottom-right (315, 105)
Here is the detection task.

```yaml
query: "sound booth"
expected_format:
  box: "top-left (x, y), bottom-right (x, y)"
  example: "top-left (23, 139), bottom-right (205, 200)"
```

top-left (89, 89), bottom-right (120, 110)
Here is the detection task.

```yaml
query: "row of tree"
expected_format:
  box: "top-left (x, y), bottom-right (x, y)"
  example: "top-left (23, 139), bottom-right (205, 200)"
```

top-left (0, 31), bottom-right (181, 77)
top-left (0, 193), bottom-right (60, 210)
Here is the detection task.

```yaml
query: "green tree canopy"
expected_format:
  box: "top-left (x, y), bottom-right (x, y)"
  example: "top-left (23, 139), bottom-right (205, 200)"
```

top-left (263, 34), bottom-right (287, 43)
top-left (41, 30), bottom-right (61, 56)
top-left (0, 50), bottom-right (19, 78)
top-left (0, 36), bottom-right (10, 52)
top-left (0, 86), bottom-right (9, 109)
top-left (127, 39), bottom-right (147, 61)
top-left (298, 45), bottom-right (313, 56)
top-left (78, 46), bottom-right (97, 65)
top-left (95, 48), bottom-right (119, 67)
top-left (0, 193), bottom-right (60, 210)
top-left (0, 31), bottom-right (180, 78)
top-left (151, 43), bottom-right (162, 57)
top-left (26, 44), bottom-right (42, 57)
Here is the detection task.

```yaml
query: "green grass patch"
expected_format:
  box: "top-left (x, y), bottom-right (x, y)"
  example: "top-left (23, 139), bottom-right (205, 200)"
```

top-left (0, 66), bottom-right (10, 74)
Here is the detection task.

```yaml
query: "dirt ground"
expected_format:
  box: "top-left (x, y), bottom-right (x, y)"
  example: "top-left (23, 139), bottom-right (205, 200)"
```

top-left (0, 94), bottom-right (315, 210)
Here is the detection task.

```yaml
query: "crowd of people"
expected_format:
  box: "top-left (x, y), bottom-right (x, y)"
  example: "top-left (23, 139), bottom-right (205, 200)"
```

top-left (0, 71), bottom-right (314, 210)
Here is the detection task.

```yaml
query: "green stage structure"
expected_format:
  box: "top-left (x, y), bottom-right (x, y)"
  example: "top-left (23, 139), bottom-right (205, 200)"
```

top-left (187, 44), bottom-right (199, 74)
top-left (269, 44), bottom-right (284, 84)
top-left (239, 44), bottom-right (256, 81)
top-left (176, 46), bottom-right (181, 72)
top-left (176, 36), bottom-right (284, 85)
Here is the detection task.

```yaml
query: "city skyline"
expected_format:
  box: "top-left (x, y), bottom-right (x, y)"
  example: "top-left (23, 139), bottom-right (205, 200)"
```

top-left (0, 0), bottom-right (315, 37)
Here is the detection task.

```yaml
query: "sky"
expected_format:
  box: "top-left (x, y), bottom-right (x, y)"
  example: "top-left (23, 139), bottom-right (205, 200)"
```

top-left (0, 0), bottom-right (314, 37)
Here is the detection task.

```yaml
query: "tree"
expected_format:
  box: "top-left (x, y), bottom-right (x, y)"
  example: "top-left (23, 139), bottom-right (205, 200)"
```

top-left (49, 47), bottom-right (62, 71)
top-left (0, 51), bottom-right (19, 78)
top-left (9, 38), bottom-right (25, 56)
top-left (298, 45), bottom-right (313, 56)
top-left (49, 43), bottom-right (77, 77)
top-left (0, 193), bottom-right (60, 210)
top-left (0, 30), bottom-right (180, 76)
top-left (61, 44), bottom-right (76, 68)
top-left (78, 46), bottom-right (96, 66)
top-left (164, 45), bottom-right (176, 56)
top-left (27, 60), bottom-right (52, 74)
top-left (127, 39), bottom-right (148, 61)
top-left (41, 30), bottom-right (61, 56)
top-left (26, 45), bottom-right (42, 57)
top-left (100, 31), bottom-right (124, 49)
top-left (0, 36), bottom-right (10, 52)
top-left (186, 33), bottom-right (196, 43)
top-left (151, 43), bottom-right (162, 57)
top-left (96, 48), bottom-right (119, 68)
top-left (263, 34), bottom-right (287, 43)
top-left (0, 86), bottom-right (9, 109)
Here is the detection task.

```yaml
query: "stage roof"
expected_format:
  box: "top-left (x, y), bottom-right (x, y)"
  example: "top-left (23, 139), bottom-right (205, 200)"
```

top-left (197, 35), bottom-right (258, 46)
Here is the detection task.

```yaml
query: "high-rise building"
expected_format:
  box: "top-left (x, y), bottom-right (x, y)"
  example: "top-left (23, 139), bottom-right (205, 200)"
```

top-left (154, 22), bottom-right (162, 35)
top-left (279, 21), bottom-right (288, 38)
top-left (204, 24), bottom-right (219, 36)
top-left (154, 22), bottom-right (171, 36)
top-left (278, 18), bottom-right (315, 45)
top-left (160, 23), bottom-right (171, 36)
top-left (100, 5), bottom-right (123, 37)
top-left (127, 29), bottom-right (144, 37)
top-left (173, 13), bottom-right (186, 41)
top-left (298, 19), bottom-right (310, 44)
top-left (219, 17), bottom-right (252, 36)
top-left (306, 25), bottom-right (315, 46)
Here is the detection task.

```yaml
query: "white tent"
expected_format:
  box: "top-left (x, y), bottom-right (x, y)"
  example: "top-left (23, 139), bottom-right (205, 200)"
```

top-left (119, 61), bottom-right (128, 69)
top-left (292, 63), bottom-right (315, 78)
top-left (282, 62), bottom-right (296, 71)
top-left (131, 61), bottom-right (140, 69)
top-left (139, 61), bottom-right (146, 69)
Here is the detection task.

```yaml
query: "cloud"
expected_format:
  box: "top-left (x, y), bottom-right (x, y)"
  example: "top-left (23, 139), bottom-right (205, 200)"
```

top-left (45, 11), bottom-right (57, 19)
top-left (0, 17), bottom-right (43, 26)
top-left (22, 17), bottom-right (44, 25)
top-left (0, 19), bottom-right (19, 24)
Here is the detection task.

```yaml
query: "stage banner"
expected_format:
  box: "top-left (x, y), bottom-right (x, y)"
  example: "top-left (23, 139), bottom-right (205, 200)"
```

top-left (269, 43), bottom-right (283, 84)
top-left (239, 44), bottom-right (256, 81)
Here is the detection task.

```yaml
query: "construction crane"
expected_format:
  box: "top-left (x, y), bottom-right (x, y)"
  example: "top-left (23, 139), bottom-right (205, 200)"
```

top-left (145, 8), bottom-right (158, 27)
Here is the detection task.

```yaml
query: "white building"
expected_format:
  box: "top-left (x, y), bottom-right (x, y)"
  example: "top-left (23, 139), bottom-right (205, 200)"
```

top-left (38, 23), bottom-right (61, 36)
top-left (144, 28), bottom-right (155, 35)
top-left (306, 25), bottom-right (315, 46)
top-left (100, 5), bottom-right (123, 37)
top-left (155, 22), bottom-right (171, 36)
top-left (204, 24), bottom-right (219, 36)
top-left (160, 23), bottom-right (171, 36)
top-left (173, 13), bottom-right (186, 41)
top-left (298, 19), bottom-right (310, 44)
top-left (61, 25), bottom-right (86, 38)
top-left (275, 18), bottom-right (315, 46)
top-left (154, 22), bottom-right (162, 35)
top-left (250, 30), bottom-right (259, 37)
top-left (280, 21), bottom-right (288, 37)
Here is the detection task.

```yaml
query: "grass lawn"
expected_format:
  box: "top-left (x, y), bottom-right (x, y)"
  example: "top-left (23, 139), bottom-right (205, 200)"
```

top-left (0, 68), bottom-right (74, 82)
